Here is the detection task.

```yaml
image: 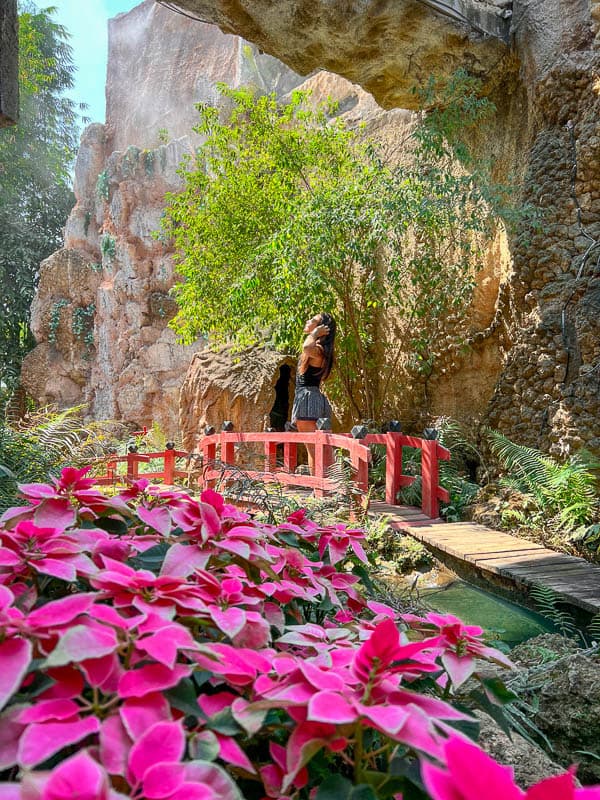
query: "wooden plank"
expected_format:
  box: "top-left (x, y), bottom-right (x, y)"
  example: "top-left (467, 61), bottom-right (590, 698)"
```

top-left (473, 553), bottom-right (584, 568)
top-left (375, 509), bottom-right (600, 612)
top-left (472, 549), bottom-right (563, 561)
top-left (503, 562), bottom-right (598, 579)
top-left (427, 534), bottom-right (543, 548)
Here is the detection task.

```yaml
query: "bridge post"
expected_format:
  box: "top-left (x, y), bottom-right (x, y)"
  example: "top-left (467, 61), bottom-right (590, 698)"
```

top-left (264, 440), bottom-right (277, 473)
top-left (201, 439), bottom-right (217, 489)
top-left (421, 438), bottom-right (440, 518)
top-left (314, 432), bottom-right (326, 497)
top-left (163, 448), bottom-right (175, 484)
top-left (126, 452), bottom-right (139, 480)
top-left (350, 440), bottom-right (369, 497)
top-left (385, 432), bottom-right (402, 505)
top-left (283, 442), bottom-right (297, 473)
top-left (221, 433), bottom-right (235, 467)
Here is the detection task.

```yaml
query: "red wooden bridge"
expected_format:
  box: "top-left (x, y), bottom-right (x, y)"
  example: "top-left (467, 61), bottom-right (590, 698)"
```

top-left (94, 430), bottom-right (451, 519)
top-left (91, 429), bottom-right (600, 612)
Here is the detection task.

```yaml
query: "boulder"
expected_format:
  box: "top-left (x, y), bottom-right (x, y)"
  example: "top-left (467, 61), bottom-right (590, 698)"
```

top-left (180, 345), bottom-right (296, 451)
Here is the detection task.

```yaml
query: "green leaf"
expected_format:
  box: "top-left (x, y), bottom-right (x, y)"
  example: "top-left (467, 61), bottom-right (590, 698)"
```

top-left (205, 706), bottom-right (242, 736)
top-left (128, 541), bottom-right (170, 573)
top-left (350, 785), bottom-right (379, 800)
top-left (189, 731), bottom-right (220, 762)
top-left (164, 678), bottom-right (201, 718)
top-left (480, 677), bottom-right (518, 706)
top-left (315, 775), bottom-right (353, 800)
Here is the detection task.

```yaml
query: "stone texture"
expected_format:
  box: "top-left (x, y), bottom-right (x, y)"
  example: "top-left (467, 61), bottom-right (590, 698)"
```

top-left (510, 635), bottom-right (600, 783)
top-left (20, 2), bottom-right (318, 437)
top-left (21, 0), bottom-right (600, 459)
top-left (167, 0), bottom-right (600, 457)
top-left (173, 0), bottom-right (511, 110)
top-left (475, 711), bottom-right (566, 788)
top-left (0, 0), bottom-right (18, 126)
top-left (105, 0), bottom-right (305, 152)
top-left (179, 345), bottom-right (296, 451)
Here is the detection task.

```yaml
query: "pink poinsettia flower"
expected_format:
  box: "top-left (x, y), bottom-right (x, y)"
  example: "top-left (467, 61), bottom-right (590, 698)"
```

top-left (402, 612), bottom-right (514, 688)
top-left (170, 497), bottom-right (222, 542)
top-left (318, 523), bottom-right (368, 565)
top-left (0, 521), bottom-right (96, 582)
top-left (117, 477), bottom-right (151, 501)
top-left (260, 740), bottom-right (308, 799)
top-left (422, 735), bottom-right (600, 800)
top-left (90, 557), bottom-right (206, 618)
top-left (17, 467), bottom-right (95, 505)
top-left (352, 618), bottom-right (440, 686)
top-left (0, 750), bottom-right (126, 800)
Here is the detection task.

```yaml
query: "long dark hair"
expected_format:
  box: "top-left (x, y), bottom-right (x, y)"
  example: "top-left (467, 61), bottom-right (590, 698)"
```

top-left (317, 312), bottom-right (336, 381)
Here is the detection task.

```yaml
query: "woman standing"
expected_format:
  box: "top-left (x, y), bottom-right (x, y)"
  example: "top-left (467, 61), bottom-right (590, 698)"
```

top-left (291, 312), bottom-right (336, 474)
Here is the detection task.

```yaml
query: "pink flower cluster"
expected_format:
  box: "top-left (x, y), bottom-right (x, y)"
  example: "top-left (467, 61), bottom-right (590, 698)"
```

top-left (0, 467), bottom-right (595, 799)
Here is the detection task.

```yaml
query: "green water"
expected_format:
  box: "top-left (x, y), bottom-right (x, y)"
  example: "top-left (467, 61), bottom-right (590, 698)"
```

top-left (420, 580), bottom-right (555, 648)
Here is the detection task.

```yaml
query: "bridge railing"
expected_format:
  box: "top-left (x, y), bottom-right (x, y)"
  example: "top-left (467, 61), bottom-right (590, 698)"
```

top-left (199, 430), bottom-right (450, 518)
top-left (93, 448), bottom-right (189, 485)
top-left (362, 433), bottom-right (450, 518)
top-left (199, 431), bottom-right (371, 499)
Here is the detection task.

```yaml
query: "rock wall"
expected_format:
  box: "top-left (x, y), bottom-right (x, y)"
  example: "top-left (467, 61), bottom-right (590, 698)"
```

top-left (179, 346), bottom-right (296, 451)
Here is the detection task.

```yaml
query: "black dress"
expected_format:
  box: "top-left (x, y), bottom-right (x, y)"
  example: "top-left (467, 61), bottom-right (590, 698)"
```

top-left (291, 362), bottom-right (332, 422)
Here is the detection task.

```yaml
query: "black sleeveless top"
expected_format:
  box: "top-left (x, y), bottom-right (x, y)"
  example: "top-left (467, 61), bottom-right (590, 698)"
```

top-left (296, 362), bottom-right (322, 388)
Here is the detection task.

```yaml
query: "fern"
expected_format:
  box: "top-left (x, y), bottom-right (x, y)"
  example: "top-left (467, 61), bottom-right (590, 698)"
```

top-left (530, 584), bottom-right (581, 642)
top-left (587, 614), bottom-right (600, 644)
top-left (486, 429), bottom-right (599, 532)
top-left (0, 406), bottom-right (126, 512)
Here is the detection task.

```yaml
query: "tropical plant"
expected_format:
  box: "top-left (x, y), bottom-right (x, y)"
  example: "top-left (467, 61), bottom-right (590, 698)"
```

top-left (485, 429), bottom-right (599, 532)
top-left (0, 405), bottom-right (125, 512)
top-left (162, 73), bottom-right (515, 421)
top-left (3, 470), bottom-right (594, 799)
top-left (0, 3), bottom-right (82, 404)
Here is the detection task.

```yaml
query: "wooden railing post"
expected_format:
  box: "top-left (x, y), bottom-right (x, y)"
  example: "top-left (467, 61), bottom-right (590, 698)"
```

top-left (421, 438), bottom-right (439, 518)
top-left (126, 452), bottom-right (139, 480)
top-left (314, 432), bottom-right (326, 498)
top-left (283, 441), bottom-right (297, 474)
top-left (385, 432), bottom-right (402, 505)
top-left (264, 440), bottom-right (277, 473)
top-left (350, 440), bottom-right (369, 497)
top-left (201, 438), bottom-right (217, 489)
top-left (163, 448), bottom-right (175, 484)
top-left (107, 455), bottom-right (117, 482)
top-left (221, 433), bottom-right (235, 468)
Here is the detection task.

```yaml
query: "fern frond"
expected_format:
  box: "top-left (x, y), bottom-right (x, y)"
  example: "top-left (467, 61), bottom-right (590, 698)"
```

top-left (530, 584), bottom-right (580, 640)
top-left (587, 614), bottom-right (600, 644)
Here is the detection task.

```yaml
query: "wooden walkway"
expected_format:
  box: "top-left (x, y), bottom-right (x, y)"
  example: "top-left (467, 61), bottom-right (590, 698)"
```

top-left (370, 502), bottom-right (600, 614)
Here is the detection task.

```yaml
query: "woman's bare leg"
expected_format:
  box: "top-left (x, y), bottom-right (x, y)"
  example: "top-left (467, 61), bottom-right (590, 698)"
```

top-left (296, 419), bottom-right (317, 475)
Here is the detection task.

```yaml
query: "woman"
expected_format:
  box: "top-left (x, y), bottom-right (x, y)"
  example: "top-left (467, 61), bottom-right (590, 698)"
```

top-left (291, 312), bottom-right (336, 474)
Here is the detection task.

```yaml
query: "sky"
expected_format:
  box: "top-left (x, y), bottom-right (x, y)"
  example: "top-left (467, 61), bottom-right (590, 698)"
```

top-left (49, 0), bottom-right (142, 124)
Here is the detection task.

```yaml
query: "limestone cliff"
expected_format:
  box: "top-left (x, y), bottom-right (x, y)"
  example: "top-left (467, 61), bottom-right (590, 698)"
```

top-left (22, 0), bottom-right (426, 438)
top-left (21, 0), bottom-right (309, 435)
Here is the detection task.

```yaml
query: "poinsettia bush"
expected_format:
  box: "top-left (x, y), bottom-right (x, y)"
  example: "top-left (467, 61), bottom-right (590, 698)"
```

top-left (0, 467), bottom-right (596, 800)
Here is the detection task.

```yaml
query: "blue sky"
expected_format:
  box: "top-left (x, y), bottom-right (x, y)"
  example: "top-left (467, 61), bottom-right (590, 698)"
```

top-left (49, 0), bottom-right (141, 123)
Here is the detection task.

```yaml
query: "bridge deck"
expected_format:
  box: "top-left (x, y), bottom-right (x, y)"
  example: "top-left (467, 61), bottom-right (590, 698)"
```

top-left (370, 502), bottom-right (600, 614)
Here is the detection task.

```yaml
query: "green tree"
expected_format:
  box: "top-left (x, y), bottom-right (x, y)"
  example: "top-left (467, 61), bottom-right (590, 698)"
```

top-left (0, 3), bottom-right (80, 403)
top-left (163, 76), bottom-right (510, 421)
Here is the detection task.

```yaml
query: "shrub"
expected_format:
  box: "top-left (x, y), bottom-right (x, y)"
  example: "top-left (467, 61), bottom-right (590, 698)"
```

top-left (1, 469), bottom-right (593, 798)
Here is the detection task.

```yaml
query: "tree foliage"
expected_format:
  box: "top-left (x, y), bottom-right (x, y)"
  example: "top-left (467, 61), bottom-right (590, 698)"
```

top-left (163, 75), bottom-right (514, 421)
top-left (0, 3), bottom-right (80, 402)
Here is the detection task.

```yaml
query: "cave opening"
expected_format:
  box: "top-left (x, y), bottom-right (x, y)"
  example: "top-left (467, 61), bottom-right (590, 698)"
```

top-left (269, 364), bottom-right (292, 431)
